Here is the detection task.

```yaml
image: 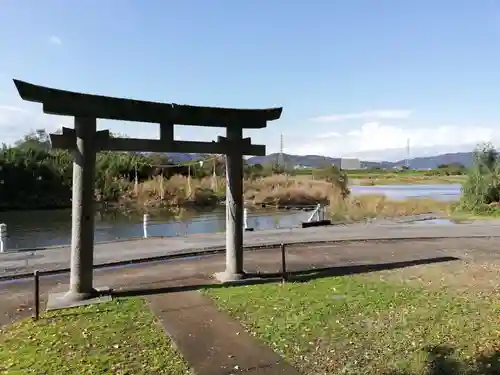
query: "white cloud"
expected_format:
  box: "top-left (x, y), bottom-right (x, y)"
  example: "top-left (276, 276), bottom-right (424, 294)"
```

top-left (0, 105), bottom-right (25, 112)
top-left (0, 103), bottom-right (69, 145)
top-left (290, 121), bottom-right (499, 161)
top-left (310, 109), bottom-right (413, 123)
top-left (48, 36), bottom-right (62, 46)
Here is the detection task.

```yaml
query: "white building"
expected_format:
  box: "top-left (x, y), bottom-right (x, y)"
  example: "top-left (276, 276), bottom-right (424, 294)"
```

top-left (340, 158), bottom-right (361, 170)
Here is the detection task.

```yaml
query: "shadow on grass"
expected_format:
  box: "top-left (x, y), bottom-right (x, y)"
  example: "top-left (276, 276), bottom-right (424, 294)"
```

top-left (112, 256), bottom-right (459, 298)
top-left (383, 345), bottom-right (500, 375)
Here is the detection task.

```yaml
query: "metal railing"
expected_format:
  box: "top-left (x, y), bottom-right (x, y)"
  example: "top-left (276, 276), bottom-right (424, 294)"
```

top-left (307, 203), bottom-right (326, 223)
top-left (29, 242), bottom-right (292, 321)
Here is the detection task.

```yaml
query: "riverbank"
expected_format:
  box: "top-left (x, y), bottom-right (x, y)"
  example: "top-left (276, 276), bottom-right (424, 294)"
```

top-left (129, 174), bottom-right (459, 208)
top-left (0, 170), bottom-right (463, 211)
top-left (329, 195), bottom-right (452, 222)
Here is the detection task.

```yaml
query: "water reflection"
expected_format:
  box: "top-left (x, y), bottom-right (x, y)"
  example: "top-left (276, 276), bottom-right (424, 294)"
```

top-left (0, 207), bottom-right (311, 250)
top-left (351, 184), bottom-right (461, 201)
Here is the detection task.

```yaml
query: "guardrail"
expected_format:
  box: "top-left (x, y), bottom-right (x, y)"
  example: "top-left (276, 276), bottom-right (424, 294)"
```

top-left (0, 204), bottom-right (326, 252)
top-left (307, 204), bottom-right (326, 223)
top-left (29, 242), bottom-right (292, 321)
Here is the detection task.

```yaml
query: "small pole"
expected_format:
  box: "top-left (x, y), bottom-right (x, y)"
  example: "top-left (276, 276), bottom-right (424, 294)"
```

top-left (134, 164), bottom-right (139, 195)
top-left (243, 208), bottom-right (248, 230)
top-left (243, 207), bottom-right (254, 231)
top-left (187, 165), bottom-right (192, 197)
top-left (0, 223), bottom-right (6, 252)
top-left (280, 243), bottom-right (288, 283)
top-left (143, 214), bottom-right (149, 238)
top-left (159, 172), bottom-right (164, 200)
top-left (33, 270), bottom-right (40, 321)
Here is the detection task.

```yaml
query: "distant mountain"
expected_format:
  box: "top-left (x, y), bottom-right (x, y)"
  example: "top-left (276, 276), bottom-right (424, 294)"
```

top-left (165, 153), bottom-right (203, 163)
top-left (247, 152), bottom-right (475, 170)
top-left (161, 151), bottom-right (476, 170)
top-left (398, 152), bottom-right (473, 169)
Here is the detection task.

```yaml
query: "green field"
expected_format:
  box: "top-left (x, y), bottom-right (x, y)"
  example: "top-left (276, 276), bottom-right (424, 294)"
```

top-left (0, 298), bottom-right (190, 375)
top-left (206, 271), bottom-right (500, 375)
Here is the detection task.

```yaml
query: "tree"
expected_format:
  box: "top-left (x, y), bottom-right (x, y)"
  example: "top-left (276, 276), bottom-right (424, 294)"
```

top-left (14, 129), bottom-right (52, 151)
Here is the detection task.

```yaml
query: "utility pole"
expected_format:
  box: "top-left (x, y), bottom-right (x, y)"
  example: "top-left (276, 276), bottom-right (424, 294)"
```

top-left (277, 133), bottom-right (284, 169)
top-left (405, 138), bottom-right (411, 169)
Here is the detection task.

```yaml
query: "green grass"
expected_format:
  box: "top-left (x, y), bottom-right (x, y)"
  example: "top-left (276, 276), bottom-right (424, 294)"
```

top-left (205, 275), bottom-right (500, 375)
top-left (0, 298), bottom-right (191, 375)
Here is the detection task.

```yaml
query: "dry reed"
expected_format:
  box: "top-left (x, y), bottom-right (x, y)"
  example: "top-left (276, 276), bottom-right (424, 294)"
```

top-left (123, 174), bottom-right (452, 220)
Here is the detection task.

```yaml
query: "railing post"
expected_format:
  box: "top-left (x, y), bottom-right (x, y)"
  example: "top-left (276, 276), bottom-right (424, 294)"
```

top-left (0, 223), bottom-right (6, 253)
top-left (33, 270), bottom-right (40, 321)
top-left (280, 243), bottom-right (288, 283)
top-left (143, 214), bottom-right (149, 238)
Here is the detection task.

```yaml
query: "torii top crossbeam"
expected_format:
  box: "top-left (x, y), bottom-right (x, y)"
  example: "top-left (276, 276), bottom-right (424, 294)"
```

top-left (13, 80), bottom-right (282, 128)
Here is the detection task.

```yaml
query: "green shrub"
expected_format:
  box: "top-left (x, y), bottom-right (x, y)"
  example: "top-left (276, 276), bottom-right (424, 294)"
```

top-left (458, 142), bottom-right (500, 212)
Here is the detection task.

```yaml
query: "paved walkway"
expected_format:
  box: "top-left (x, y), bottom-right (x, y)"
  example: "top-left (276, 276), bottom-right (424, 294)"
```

top-left (2, 219), bottom-right (500, 278)
top-left (149, 290), bottom-right (300, 374)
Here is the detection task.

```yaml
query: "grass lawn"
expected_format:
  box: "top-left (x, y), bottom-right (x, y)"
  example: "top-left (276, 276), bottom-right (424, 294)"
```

top-left (0, 298), bottom-right (191, 375)
top-left (205, 274), bottom-right (500, 375)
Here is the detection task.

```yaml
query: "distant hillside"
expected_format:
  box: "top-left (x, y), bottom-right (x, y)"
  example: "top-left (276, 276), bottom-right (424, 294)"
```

top-left (398, 152), bottom-right (473, 169)
top-left (247, 152), bottom-right (475, 170)
top-left (161, 151), bottom-right (475, 170)
top-left (165, 153), bottom-right (203, 163)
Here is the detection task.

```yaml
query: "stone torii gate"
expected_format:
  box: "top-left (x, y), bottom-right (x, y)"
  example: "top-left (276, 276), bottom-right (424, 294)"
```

top-left (13, 79), bottom-right (282, 308)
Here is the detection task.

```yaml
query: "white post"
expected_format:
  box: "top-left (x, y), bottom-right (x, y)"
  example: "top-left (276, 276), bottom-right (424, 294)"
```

top-left (0, 223), bottom-right (6, 253)
top-left (143, 214), bottom-right (149, 238)
top-left (243, 208), bottom-right (248, 230)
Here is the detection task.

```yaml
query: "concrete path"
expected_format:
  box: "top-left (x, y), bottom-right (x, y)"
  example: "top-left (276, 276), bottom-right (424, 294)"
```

top-left (2, 220), bottom-right (500, 278)
top-left (149, 290), bottom-right (300, 374)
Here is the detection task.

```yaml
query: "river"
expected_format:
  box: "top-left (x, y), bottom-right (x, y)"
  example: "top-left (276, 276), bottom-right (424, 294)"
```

top-left (0, 183), bottom-right (462, 250)
top-left (350, 183), bottom-right (461, 201)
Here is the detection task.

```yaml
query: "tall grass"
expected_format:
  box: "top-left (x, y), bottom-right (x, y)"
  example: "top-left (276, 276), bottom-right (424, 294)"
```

top-left (130, 174), bottom-right (347, 207)
top-left (243, 175), bottom-right (344, 206)
top-left (125, 173), bottom-right (451, 220)
top-left (328, 194), bottom-right (451, 222)
top-left (457, 143), bottom-right (500, 214)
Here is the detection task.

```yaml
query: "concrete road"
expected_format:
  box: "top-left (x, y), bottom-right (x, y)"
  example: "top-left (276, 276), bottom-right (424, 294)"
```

top-left (1, 220), bottom-right (500, 278)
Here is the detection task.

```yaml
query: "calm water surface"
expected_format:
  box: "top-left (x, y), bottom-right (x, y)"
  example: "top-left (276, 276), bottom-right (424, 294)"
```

top-left (0, 183), bottom-right (462, 250)
top-left (0, 207), bottom-right (312, 250)
top-left (351, 184), bottom-right (461, 201)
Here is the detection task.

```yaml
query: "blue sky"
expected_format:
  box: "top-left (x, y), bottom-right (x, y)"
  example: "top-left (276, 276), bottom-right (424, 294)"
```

top-left (1, 1), bottom-right (500, 161)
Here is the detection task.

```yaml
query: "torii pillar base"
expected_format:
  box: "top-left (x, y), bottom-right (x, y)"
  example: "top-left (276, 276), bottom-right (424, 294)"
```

top-left (213, 271), bottom-right (247, 284)
top-left (46, 287), bottom-right (112, 311)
